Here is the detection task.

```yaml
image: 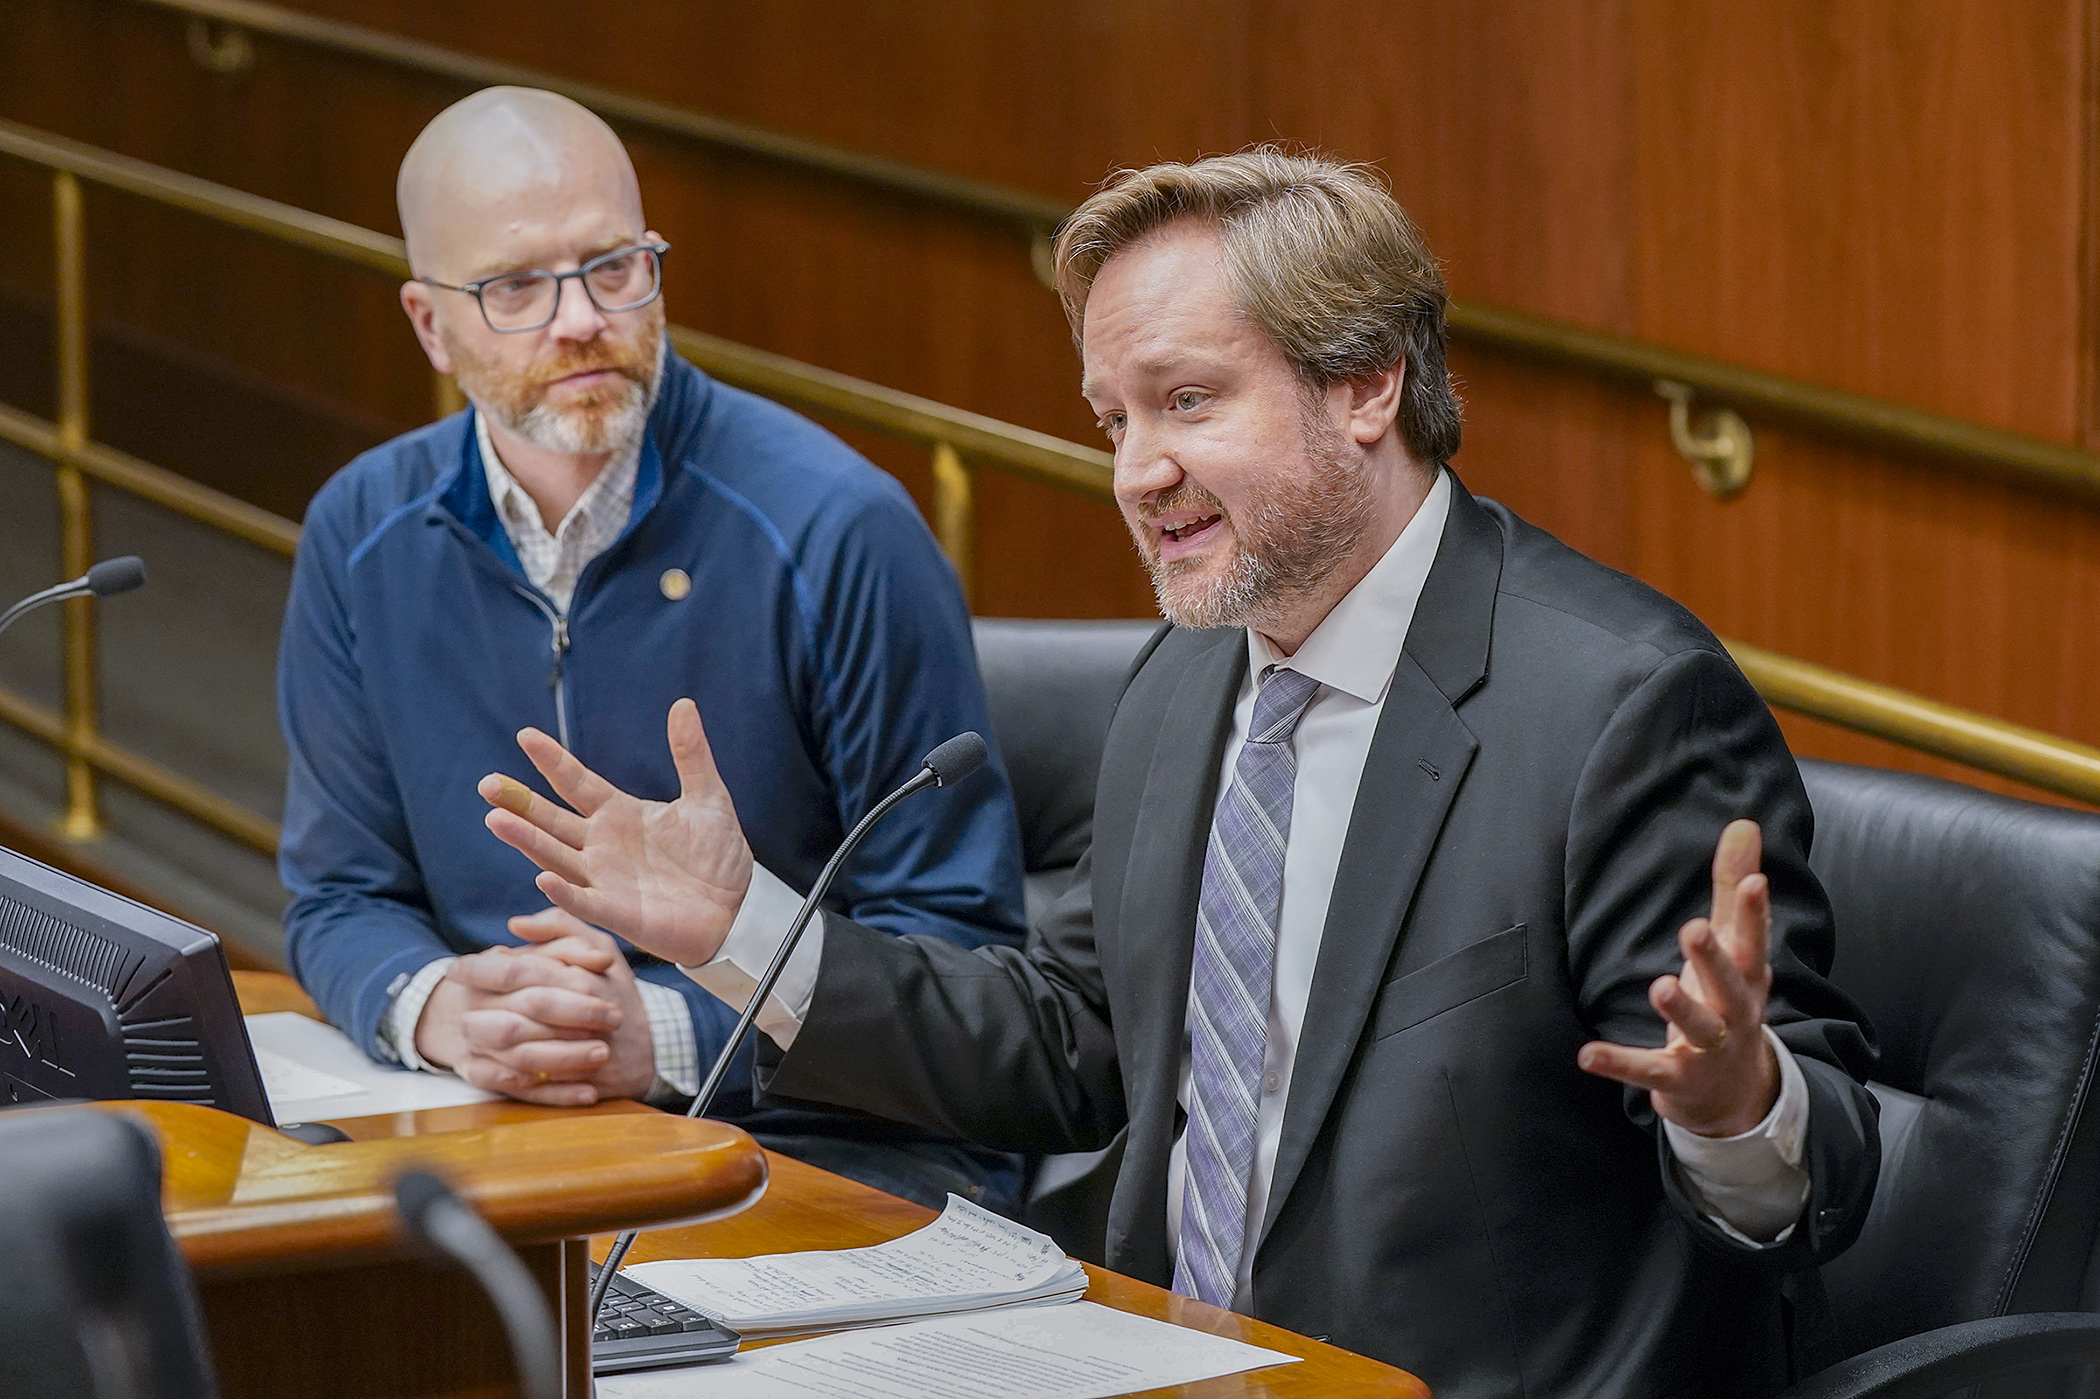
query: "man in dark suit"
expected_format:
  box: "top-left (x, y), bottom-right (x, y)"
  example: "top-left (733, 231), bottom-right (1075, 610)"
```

top-left (478, 149), bottom-right (1880, 1397)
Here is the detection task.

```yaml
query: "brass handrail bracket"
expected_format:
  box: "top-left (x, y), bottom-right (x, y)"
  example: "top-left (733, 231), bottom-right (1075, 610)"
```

top-left (1029, 234), bottom-right (1058, 291)
top-left (1657, 380), bottom-right (1754, 499)
top-left (184, 17), bottom-right (254, 75)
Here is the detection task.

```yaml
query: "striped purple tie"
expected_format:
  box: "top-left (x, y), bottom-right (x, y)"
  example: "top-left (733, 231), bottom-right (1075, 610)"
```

top-left (1173, 665), bottom-right (1322, 1307)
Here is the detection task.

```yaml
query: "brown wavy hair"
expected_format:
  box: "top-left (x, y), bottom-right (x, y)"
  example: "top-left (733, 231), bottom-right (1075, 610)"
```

top-left (1052, 147), bottom-right (1462, 468)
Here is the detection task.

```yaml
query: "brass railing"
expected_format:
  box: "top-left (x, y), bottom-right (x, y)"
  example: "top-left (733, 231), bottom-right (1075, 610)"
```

top-left (123, 0), bottom-right (2100, 503)
top-left (136, 0), bottom-right (1068, 237)
top-left (0, 116), bottom-right (1089, 849)
top-left (2, 117), bottom-right (2100, 875)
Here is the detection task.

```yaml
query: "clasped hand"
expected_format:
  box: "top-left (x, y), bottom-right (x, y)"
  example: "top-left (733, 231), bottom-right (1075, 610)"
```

top-left (1577, 819), bottom-right (1781, 1138)
top-left (413, 907), bottom-right (657, 1106)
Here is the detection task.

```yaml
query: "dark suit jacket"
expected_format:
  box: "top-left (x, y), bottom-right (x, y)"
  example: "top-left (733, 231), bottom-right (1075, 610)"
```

top-left (763, 478), bottom-right (1880, 1398)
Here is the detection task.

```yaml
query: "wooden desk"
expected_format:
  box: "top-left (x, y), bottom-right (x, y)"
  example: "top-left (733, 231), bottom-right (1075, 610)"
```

top-left (624, 1150), bottom-right (1429, 1398)
top-left (98, 973), bottom-right (768, 1399)
top-left (225, 971), bottom-right (1428, 1398)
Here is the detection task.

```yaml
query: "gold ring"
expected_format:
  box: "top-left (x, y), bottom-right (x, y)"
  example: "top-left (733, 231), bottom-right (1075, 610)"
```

top-left (535, 1071), bottom-right (551, 1084)
top-left (1689, 1025), bottom-right (1728, 1055)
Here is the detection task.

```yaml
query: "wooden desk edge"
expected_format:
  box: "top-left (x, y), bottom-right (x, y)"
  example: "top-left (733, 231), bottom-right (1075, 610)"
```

top-left (86, 1098), bottom-right (767, 1278)
top-left (225, 973), bottom-right (1428, 1393)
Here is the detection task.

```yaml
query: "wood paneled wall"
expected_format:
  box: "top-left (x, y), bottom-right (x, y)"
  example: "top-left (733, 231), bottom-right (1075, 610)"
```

top-left (2, 0), bottom-right (2096, 801)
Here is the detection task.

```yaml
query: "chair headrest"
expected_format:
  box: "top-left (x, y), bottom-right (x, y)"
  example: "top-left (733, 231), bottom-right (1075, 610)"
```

top-left (971, 618), bottom-right (1161, 874)
top-left (1804, 759), bottom-right (2100, 1098)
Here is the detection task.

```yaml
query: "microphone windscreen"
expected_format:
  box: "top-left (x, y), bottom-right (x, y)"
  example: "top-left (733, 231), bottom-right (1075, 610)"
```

top-left (86, 556), bottom-right (146, 598)
top-left (922, 731), bottom-right (988, 788)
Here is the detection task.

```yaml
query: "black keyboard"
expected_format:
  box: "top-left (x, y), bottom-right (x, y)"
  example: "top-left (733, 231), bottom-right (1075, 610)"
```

top-left (589, 1261), bottom-right (742, 1375)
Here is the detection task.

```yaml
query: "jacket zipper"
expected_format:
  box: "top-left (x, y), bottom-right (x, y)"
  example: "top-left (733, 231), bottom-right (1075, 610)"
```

top-left (513, 587), bottom-right (573, 750)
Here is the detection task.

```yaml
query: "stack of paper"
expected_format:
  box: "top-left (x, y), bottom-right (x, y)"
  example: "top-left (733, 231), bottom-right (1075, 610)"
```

top-left (596, 1301), bottom-right (1300, 1399)
top-left (624, 1196), bottom-right (1089, 1337)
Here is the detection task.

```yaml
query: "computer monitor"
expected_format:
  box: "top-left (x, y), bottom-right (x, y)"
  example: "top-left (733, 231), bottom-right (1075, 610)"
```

top-left (0, 842), bottom-right (270, 1125)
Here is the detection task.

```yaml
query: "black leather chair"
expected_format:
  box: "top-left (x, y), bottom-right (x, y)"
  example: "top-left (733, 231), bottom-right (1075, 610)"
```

top-left (1779, 760), bottom-right (2100, 1396)
top-left (971, 619), bottom-right (2100, 1393)
top-left (972, 617), bottom-right (1162, 924)
top-left (0, 1105), bottom-right (218, 1399)
top-left (973, 618), bottom-right (1158, 1258)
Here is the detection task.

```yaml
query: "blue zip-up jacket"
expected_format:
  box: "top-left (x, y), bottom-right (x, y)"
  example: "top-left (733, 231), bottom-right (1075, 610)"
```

top-left (278, 350), bottom-right (1028, 1121)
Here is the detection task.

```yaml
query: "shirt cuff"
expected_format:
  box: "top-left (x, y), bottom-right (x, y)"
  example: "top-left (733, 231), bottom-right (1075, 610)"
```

top-left (636, 976), bottom-right (699, 1102)
top-left (680, 862), bottom-right (818, 1050)
top-left (1663, 1026), bottom-right (1812, 1244)
top-left (379, 957), bottom-right (458, 1071)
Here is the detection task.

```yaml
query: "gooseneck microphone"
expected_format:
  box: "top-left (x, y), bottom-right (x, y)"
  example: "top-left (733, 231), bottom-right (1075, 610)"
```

top-left (586, 731), bottom-right (990, 1331)
top-left (394, 1169), bottom-right (560, 1399)
top-left (0, 556), bottom-right (148, 639)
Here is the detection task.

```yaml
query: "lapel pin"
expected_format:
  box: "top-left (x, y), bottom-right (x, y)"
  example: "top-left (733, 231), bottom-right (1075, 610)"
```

top-left (660, 568), bottom-right (692, 601)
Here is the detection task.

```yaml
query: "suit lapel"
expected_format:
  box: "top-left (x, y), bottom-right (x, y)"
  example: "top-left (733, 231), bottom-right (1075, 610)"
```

top-left (1255, 479), bottom-right (1504, 1250)
top-left (1114, 628), bottom-right (1246, 1234)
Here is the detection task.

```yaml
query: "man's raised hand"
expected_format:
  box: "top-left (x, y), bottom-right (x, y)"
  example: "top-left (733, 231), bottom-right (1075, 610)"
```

top-left (479, 698), bottom-right (752, 967)
top-left (1576, 818), bottom-right (1781, 1138)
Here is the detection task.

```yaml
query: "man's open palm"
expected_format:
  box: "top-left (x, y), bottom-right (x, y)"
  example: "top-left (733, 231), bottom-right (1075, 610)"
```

top-left (480, 698), bottom-right (752, 967)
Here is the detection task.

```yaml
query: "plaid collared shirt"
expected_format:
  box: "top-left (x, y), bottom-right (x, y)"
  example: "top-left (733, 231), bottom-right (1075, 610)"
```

top-left (477, 412), bottom-right (641, 615)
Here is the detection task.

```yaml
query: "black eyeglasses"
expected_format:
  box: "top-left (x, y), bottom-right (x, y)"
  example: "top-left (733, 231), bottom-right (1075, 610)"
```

top-left (416, 240), bottom-right (670, 333)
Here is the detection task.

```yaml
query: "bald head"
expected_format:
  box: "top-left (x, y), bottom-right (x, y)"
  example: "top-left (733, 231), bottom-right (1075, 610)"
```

top-left (398, 87), bottom-right (644, 282)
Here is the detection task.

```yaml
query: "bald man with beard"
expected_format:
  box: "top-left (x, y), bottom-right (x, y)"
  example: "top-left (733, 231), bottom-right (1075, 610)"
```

top-left (276, 87), bottom-right (1030, 1211)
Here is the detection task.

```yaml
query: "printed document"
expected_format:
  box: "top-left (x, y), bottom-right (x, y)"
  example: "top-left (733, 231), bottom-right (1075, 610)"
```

top-left (595, 1300), bottom-right (1299, 1399)
top-left (626, 1195), bottom-right (1088, 1335)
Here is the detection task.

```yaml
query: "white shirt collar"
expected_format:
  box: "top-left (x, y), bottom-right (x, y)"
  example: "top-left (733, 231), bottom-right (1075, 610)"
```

top-left (1248, 467), bottom-right (1454, 704)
